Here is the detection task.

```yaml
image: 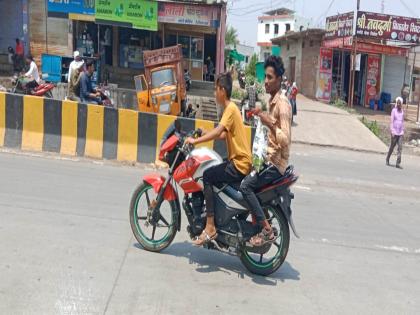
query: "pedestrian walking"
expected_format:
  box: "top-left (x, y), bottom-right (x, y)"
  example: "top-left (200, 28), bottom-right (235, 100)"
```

top-left (289, 82), bottom-right (298, 123)
top-left (386, 97), bottom-right (404, 169)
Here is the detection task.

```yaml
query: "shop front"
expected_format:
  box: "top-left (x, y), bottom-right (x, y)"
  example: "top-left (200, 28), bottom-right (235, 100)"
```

top-left (39, 0), bottom-right (226, 88)
top-left (319, 11), bottom-right (413, 106)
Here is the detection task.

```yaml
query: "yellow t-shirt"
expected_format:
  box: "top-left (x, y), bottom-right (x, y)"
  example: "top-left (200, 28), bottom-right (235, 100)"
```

top-left (219, 102), bottom-right (252, 175)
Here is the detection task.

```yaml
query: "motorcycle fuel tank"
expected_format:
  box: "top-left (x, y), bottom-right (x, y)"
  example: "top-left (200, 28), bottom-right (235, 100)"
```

top-left (173, 147), bottom-right (223, 193)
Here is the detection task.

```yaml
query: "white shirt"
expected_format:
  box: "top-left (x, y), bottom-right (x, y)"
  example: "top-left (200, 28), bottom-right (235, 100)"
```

top-left (68, 60), bottom-right (78, 83)
top-left (25, 61), bottom-right (40, 83)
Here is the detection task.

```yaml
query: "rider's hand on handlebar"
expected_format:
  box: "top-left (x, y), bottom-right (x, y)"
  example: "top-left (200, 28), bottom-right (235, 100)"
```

top-left (185, 137), bottom-right (197, 145)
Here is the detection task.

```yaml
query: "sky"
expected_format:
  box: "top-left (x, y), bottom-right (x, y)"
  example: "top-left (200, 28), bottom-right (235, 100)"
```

top-left (227, 0), bottom-right (420, 47)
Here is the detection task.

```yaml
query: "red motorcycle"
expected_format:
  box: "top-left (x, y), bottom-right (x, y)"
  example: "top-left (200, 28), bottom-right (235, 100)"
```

top-left (11, 76), bottom-right (54, 98)
top-left (129, 120), bottom-right (299, 276)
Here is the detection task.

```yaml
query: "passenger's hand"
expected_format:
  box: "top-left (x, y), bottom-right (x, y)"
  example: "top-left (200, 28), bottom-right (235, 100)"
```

top-left (185, 137), bottom-right (197, 145)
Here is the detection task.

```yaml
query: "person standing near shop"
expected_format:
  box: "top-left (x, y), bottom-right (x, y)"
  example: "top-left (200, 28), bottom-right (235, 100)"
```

top-left (68, 51), bottom-right (82, 83)
top-left (386, 97), bottom-right (405, 169)
top-left (15, 38), bottom-right (24, 72)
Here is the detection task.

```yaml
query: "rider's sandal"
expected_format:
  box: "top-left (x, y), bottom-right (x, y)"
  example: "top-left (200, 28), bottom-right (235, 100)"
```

top-left (249, 228), bottom-right (275, 247)
top-left (193, 230), bottom-right (218, 246)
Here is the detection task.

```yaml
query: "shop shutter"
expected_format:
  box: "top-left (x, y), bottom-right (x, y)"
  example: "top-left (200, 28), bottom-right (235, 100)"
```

top-left (382, 55), bottom-right (409, 101)
top-left (0, 1), bottom-right (23, 53)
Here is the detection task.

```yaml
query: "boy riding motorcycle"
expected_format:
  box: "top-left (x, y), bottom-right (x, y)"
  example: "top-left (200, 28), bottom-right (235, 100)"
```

top-left (186, 72), bottom-right (252, 246)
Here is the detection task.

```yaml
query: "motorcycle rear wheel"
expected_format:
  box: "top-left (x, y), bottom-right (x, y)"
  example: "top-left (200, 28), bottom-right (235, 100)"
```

top-left (239, 206), bottom-right (290, 276)
top-left (129, 183), bottom-right (177, 252)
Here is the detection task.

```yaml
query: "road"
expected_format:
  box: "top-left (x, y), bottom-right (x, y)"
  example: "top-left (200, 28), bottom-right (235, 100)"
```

top-left (0, 145), bottom-right (419, 314)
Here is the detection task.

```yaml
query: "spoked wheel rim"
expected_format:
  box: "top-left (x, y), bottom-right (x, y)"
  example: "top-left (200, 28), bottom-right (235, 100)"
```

top-left (242, 207), bottom-right (286, 268)
top-left (133, 185), bottom-right (175, 246)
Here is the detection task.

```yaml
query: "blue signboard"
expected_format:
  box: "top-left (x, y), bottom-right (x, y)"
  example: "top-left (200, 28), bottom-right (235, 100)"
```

top-left (47, 0), bottom-right (95, 15)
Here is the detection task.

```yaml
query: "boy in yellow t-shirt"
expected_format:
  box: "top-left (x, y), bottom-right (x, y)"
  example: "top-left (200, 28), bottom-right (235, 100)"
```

top-left (186, 72), bottom-right (251, 246)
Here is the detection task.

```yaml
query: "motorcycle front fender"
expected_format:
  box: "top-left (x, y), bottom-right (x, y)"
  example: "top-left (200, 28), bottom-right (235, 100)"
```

top-left (143, 174), bottom-right (177, 201)
top-left (143, 174), bottom-right (181, 231)
top-left (277, 192), bottom-right (300, 238)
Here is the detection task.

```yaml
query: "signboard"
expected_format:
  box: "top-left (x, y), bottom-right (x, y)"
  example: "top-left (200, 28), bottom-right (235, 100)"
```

top-left (365, 54), bottom-right (381, 106)
top-left (316, 48), bottom-right (333, 102)
top-left (322, 36), bottom-right (353, 49)
top-left (158, 2), bottom-right (219, 28)
top-left (356, 11), bottom-right (420, 44)
top-left (357, 41), bottom-right (408, 57)
top-left (325, 12), bottom-right (354, 39)
top-left (95, 0), bottom-right (158, 31)
top-left (47, 0), bottom-right (95, 15)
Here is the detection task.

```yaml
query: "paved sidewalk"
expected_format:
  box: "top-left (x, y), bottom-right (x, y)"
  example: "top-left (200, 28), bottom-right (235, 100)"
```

top-left (292, 95), bottom-right (388, 153)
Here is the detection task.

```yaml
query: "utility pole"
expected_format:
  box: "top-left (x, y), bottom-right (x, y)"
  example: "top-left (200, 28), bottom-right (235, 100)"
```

top-left (349, 0), bottom-right (360, 107)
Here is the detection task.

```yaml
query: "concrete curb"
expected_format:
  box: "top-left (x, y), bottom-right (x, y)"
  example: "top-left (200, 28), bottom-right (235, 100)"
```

top-left (292, 140), bottom-right (387, 155)
top-left (0, 92), bottom-right (255, 163)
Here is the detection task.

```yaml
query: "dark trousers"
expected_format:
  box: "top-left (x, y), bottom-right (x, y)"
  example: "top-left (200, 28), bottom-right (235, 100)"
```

top-left (240, 164), bottom-right (282, 224)
top-left (386, 135), bottom-right (403, 165)
top-left (203, 161), bottom-right (245, 216)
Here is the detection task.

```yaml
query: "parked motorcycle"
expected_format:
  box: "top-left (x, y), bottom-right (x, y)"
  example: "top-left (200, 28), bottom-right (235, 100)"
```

top-left (129, 121), bottom-right (299, 276)
top-left (238, 70), bottom-right (246, 89)
top-left (10, 76), bottom-right (54, 98)
top-left (184, 69), bottom-right (191, 91)
top-left (96, 84), bottom-right (113, 107)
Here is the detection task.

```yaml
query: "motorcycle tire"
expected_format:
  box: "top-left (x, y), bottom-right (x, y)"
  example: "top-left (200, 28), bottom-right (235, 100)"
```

top-left (129, 183), bottom-right (178, 252)
top-left (239, 206), bottom-right (290, 276)
top-left (44, 90), bottom-right (53, 98)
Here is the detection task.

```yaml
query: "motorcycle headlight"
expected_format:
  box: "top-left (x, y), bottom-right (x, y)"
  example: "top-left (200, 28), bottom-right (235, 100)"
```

top-left (171, 93), bottom-right (176, 102)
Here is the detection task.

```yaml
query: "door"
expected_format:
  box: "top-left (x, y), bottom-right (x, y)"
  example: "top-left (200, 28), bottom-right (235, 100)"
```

top-left (289, 57), bottom-right (296, 83)
top-left (382, 55), bottom-right (409, 101)
top-left (134, 75), bottom-right (151, 112)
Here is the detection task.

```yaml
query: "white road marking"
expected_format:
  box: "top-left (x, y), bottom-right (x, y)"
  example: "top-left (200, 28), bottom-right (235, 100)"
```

top-left (294, 185), bottom-right (312, 191)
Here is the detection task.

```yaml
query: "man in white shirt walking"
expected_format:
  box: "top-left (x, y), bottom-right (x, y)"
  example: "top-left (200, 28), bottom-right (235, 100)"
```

top-left (68, 51), bottom-right (82, 83)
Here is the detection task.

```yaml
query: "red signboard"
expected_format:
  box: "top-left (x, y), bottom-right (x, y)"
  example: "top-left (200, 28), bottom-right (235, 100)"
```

top-left (357, 42), bottom-right (408, 57)
top-left (158, 2), bottom-right (220, 28)
top-left (365, 54), bottom-right (381, 106)
top-left (322, 36), bottom-right (353, 49)
top-left (325, 12), bottom-right (354, 39)
top-left (316, 48), bottom-right (333, 102)
top-left (356, 11), bottom-right (420, 44)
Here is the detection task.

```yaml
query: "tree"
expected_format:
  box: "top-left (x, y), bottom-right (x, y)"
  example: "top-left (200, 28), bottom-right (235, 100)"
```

top-left (245, 53), bottom-right (258, 78)
top-left (225, 26), bottom-right (239, 46)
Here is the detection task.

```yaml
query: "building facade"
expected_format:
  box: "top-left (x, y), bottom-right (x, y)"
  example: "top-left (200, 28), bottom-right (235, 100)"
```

top-left (271, 29), bottom-right (324, 99)
top-left (27, 0), bottom-right (227, 88)
top-left (257, 8), bottom-right (309, 61)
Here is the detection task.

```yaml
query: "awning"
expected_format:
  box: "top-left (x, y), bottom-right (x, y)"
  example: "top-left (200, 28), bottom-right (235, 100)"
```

top-left (229, 49), bottom-right (245, 62)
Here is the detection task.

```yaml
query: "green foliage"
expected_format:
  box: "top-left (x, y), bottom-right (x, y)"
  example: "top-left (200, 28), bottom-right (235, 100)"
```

top-left (231, 88), bottom-right (245, 100)
top-left (225, 26), bottom-right (239, 46)
top-left (245, 54), bottom-right (258, 78)
top-left (360, 116), bottom-right (380, 137)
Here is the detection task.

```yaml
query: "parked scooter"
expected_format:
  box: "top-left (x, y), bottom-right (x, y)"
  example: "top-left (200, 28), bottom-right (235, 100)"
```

top-left (10, 75), bottom-right (54, 98)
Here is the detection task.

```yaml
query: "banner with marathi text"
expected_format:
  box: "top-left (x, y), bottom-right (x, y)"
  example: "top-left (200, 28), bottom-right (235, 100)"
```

top-left (95, 0), bottom-right (157, 31)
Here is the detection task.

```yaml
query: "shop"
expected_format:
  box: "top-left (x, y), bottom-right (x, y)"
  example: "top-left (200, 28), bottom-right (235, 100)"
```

top-left (39, 0), bottom-right (225, 88)
top-left (318, 11), bottom-right (413, 106)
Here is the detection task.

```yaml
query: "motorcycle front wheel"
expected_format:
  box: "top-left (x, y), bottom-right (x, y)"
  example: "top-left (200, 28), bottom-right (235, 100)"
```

top-left (239, 206), bottom-right (290, 276)
top-left (129, 183), bottom-right (178, 252)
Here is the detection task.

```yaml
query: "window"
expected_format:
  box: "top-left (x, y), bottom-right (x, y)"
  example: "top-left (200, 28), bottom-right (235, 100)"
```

top-left (191, 37), bottom-right (203, 60)
top-left (265, 24), bottom-right (270, 34)
top-left (286, 23), bottom-right (291, 32)
top-left (151, 68), bottom-right (175, 89)
top-left (274, 24), bottom-right (279, 35)
top-left (287, 44), bottom-right (290, 50)
top-left (310, 40), bottom-right (314, 47)
top-left (302, 41), bottom-right (305, 48)
top-left (178, 35), bottom-right (191, 59)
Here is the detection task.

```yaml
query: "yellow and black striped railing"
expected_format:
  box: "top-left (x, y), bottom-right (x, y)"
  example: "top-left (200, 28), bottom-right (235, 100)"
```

top-left (0, 92), bottom-right (254, 163)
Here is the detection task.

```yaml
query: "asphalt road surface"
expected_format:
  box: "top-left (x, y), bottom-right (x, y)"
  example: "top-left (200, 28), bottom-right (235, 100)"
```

top-left (0, 145), bottom-right (419, 314)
